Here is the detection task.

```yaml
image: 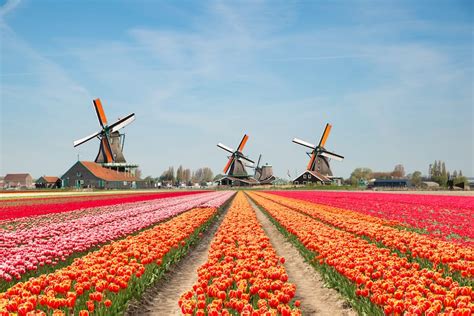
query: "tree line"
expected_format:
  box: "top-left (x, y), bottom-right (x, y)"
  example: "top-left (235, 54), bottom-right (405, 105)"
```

top-left (143, 166), bottom-right (214, 186)
top-left (349, 161), bottom-right (467, 187)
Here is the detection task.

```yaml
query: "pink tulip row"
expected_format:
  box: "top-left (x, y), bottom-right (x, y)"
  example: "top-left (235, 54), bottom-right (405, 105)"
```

top-left (267, 191), bottom-right (474, 244)
top-left (0, 191), bottom-right (234, 282)
top-left (1, 193), bottom-right (217, 249)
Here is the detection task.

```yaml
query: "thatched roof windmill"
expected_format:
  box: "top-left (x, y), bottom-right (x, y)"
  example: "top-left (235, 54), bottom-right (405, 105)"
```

top-left (73, 98), bottom-right (135, 165)
top-left (293, 123), bottom-right (344, 179)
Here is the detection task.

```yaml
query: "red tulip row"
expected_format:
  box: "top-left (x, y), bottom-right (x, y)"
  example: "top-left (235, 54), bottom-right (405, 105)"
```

top-left (257, 192), bottom-right (474, 278)
top-left (249, 192), bottom-right (473, 316)
top-left (267, 191), bottom-right (474, 244)
top-left (0, 205), bottom-right (222, 315)
top-left (179, 192), bottom-right (301, 316)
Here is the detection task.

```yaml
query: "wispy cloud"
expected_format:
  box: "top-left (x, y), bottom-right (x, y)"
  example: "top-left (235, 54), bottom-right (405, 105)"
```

top-left (0, 0), bottom-right (21, 17)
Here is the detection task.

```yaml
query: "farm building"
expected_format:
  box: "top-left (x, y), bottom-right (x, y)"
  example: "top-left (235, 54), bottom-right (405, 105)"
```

top-left (35, 176), bottom-right (62, 189)
top-left (4, 173), bottom-right (34, 189)
top-left (216, 175), bottom-right (259, 187)
top-left (292, 170), bottom-right (332, 185)
top-left (369, 179), bottom-right (410, 189)
top-left (61, 161), bottom-right (143, 189)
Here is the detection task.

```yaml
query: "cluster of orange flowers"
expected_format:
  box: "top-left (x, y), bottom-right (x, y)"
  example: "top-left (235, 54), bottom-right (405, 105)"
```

top-left (248, 192), bottom-right (473, 316)
top-left (0, 207), bottom-right (217, 315)
top-left (179, 192), bottom-right (301, 316)
top-left (257, 192), bottom-right (474, 278)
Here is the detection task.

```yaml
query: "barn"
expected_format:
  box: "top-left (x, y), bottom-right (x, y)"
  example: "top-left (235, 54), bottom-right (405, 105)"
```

top-left (292, 170), bottom-right (332, 185)
top-left (216, 175), bottom-right (259, 187)
top-left (4, 173), bottom-right (34, 189)
top-left (36, 176), bottom-right (62, 189)
top-left (61, 161), bottom-right (140, 189)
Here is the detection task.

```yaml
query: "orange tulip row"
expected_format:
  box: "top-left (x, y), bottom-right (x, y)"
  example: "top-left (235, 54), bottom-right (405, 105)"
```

top-left (179, 192), bottom-right (301, 316)
top-left (248, 192), bottom-right (473, 316)
top-left (0, 207), bottom-right (218, 316)
top-left (257, 192), bottom-right (474, 278)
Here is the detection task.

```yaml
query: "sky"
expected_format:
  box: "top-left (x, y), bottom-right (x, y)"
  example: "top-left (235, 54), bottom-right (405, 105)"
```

top-left (0, 0), bottom-right (473, 180)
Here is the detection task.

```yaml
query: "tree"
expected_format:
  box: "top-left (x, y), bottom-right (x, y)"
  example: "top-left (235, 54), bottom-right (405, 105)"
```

top-left (410, 171), bottom-right (422, 187)
top-left (160, 166), bottom-right (175, 183)
top-left (453, 170), bottom-right (458, 178)
top-left (184, 168), bottom-right (192, 184)
top-left (441, 162), bottom-right (447, 178)
top-left (176, 165), bottom-right (184, 184)
top-left (459, 170), bottom-right (463, 177)
top-left (349, 168), bottom-right (372, 186)
top-left (392, 164), bottom-right (405, 178)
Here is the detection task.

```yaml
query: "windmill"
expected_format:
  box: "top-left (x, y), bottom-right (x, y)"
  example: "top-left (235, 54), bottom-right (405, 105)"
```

top-left (73, 98), bottom-right (135, 164)
top-left (249, 154), bottom-right (275, 184)
top-left (292, 123), bottom-right (344, 177)
top-left (217, 134), bottom-right (255, 178)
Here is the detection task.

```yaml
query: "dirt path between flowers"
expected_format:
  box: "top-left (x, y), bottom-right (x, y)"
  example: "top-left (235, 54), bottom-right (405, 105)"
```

top-left (247, 196), bottom-right (356, 316)
top-left (125, 207), bottom-right (229, 316)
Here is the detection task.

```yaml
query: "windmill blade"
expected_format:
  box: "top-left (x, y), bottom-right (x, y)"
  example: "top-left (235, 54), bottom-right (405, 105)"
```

top-left (292, 138), bottom-right (316, 149)
top-left (256, 154), bottom-right (262, 168)
top-left (101, 135), bottom-right (114, 162)
top-left (237, 134), bottom-right (249, 152)
top-left (109, 113), bottom-right (136, 133)
top-left (73, 130), bottom-right (102, 147)
top-left (320, 150), bottom-right (344, 161)
top-left (217, 143), bottom-right (235, 154)
top-left (223, 156), bottom-right (234, 174)
top-left (307, 152), bottom-right (316, 170)
top-left (93, 98), bottom-right (108, 128)
top-left (318, 123), bottom-right (332, 147)
top-left (240, 155), bottom-right (255, 164)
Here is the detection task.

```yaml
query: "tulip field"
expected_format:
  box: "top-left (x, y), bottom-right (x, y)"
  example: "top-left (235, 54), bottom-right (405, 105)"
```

top-left (0, 189), bottom-right (473, 315)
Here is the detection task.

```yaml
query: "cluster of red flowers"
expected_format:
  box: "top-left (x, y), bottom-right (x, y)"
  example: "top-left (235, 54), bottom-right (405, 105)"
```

top-left (0, 191), bottom-right (204, 220)
top-left (259, 192), bottom-right (474, 278)
top-left (179, 192), bottom-right (301, 316)
top-left (249, 192), bottom-right (473, 316)
top-left (0, 206), bottom-right (219, 315)
top-left (267, 191), bottom-right (474, 244)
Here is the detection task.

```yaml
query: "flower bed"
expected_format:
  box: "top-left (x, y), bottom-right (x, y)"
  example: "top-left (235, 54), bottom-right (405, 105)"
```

top-left (0, 192), bottom-right (233, 284)
top-left (0, 192), bottom-right (235, 315)
top-left (257, 192), bottom-right (474, 279)
top-left (179, 192), bottom-right (301, 316)
top-left (0, 191), bottom-right (205, 220)
top-left (249, 192), bottom-right (473, 316)
top-left (267, 191), bottom-right (474, 244)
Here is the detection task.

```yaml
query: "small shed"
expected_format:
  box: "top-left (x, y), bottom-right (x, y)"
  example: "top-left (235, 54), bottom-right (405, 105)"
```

top-left (421, 181), bottom-right (440, 189)
top-left (36, 176), bottom-right (62, 189)
top-left (4, 173), bottom-right (33, 189)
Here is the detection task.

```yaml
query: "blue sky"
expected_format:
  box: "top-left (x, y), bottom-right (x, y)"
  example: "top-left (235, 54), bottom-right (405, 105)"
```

top-left (1, 0), bottom-right (473, 179)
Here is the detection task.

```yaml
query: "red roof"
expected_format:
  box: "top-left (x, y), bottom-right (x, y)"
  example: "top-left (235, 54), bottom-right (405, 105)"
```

top-left (40, 176), bottom-right (60, 183)
top-left (80, 161), bottom-right (138, 181)
top-left (4, 174), bottom-right (32, 182)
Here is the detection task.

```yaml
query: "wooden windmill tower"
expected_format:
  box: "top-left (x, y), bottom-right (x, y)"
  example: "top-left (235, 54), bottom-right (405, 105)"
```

top-left (292, 123), bottom-right (344, 184)
top-left (251, 154), bottom-right (276, 185)
top-left (217, 134), bottom-right (259, 186)
top-left (73, 98), bottom-right (138, 174)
